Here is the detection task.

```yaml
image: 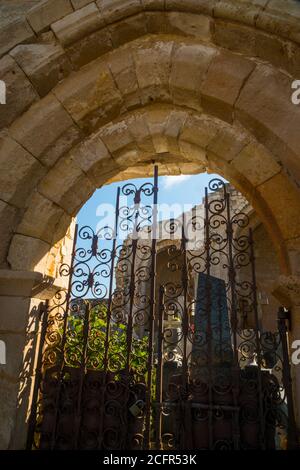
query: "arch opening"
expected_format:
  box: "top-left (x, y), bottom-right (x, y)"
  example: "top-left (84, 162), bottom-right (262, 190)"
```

top-left (25, 169), bottom-right (296, 450)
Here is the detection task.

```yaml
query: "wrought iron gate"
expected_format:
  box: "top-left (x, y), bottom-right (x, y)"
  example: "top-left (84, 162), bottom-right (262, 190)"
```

top-left (27, 167), bottom-right (298, 450)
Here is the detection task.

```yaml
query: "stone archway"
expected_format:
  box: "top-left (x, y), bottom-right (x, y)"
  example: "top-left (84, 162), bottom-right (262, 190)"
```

top-left (1, 0), bottom-right (300, 449)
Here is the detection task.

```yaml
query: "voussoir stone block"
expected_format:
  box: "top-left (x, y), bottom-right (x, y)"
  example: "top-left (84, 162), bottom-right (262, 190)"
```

top-left (256, 0), bottom-right (300, 44)
top-left (125, 112), bottom-right (155, 154)
top-left (164, 109), bottom-right (189, 154)
top-left (141, 0), bottom-right (165, 10)
top-left (165, 0), bottom-right (217, 15)
top-left (71, 133), bottom-right (117, 185)
top-left (207, 126), bottom-right (250, 162)
top-left (71, 0), bottom-right (95, 9)
top-left (38, 154), bottom-right (84, 201)
top-left (53, 58), bottom-right (123, 131)
top-left (8, 93), bottom-right (81, 167)
top-left (49, 211), bottom-right (74, 249)
top-left (214, 0), bottom-right (269, 27)
top-left (257, 172), bottom-right (300, 241)
top-left (10, 43), bottom-right (73, 97)
top-left (201, 51), bottom-right (255, 123)
top-left (133, 39), bottom-right (174, 104)
top-left (165, 109), bottom-right (189, 138)
top-left (235, 64), bottom-right (300, 186)
top-left (51, 3), bottom-right (105, 47)
top-left (26, 0), bottom-right (74, 34)
top-left (0, 17), bottom-right (35, 58)
top-left (213, 20), bottom-right (257, 56)
top-left (51, 3), bottom-right (113, 68)
top-left (0, 201), bottom-right (18, 268)
top-left (178, 162), bottom-right (201, 175)
top-left (0, 55), bottom-right (39, 129)
top-left (96, 0), bottom-right (143, 23)
top-left (0, 132), bottom-right (45, 208)
top-left (108, 47), bottom-right (140, 110)
top-left (8, 234), bottom-right (50, 272)
top-left (72, 132), bottom-right (111, 173)
top-left (99, 120), bottom-right (137, 158)
top-left (231, 140), bottom-right (281, 187)
top-left (106, 166), bottom-right (145, 183)
top-left (144, 107), bottom-right (173, 153)
top-left (68, 27), bottom-right (113, 69)
top-left (114, 147), bottom-right (147, 168)
top-left (170, 43), bottom-right (216, 110)
top-left (145, 10), bottom-right (211, 40)
top-left (287, 42), bottom-right (300, 77)
top-left (179, 139), bottom-right (207, 165)
top-left (180, 114), bottom-right (219, 150)
top-left (38, 155), bottom-right (94, 214)
top-left (18, 192), bottom-right (65, 244)
top-left (254, 29), bottom-right (291, 75)
top-left (109, 13), bottom-right (147, 48)
top-left (167, 12), bottom-right (212, 41)
top-left (145, 11), bottom-right (175, 36)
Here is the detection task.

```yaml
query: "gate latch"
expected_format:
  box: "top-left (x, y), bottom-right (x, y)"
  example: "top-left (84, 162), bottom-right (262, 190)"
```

top-left (129, 400), bottom-right (145, 417)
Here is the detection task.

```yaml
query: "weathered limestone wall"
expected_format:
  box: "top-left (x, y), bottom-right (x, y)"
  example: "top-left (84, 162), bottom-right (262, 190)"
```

top-left (0, 219), bottom-right (75, 449)
top-left (0, 273), bottom-right (42, 449)
top-left (0, 0), bottom-right (300, 448)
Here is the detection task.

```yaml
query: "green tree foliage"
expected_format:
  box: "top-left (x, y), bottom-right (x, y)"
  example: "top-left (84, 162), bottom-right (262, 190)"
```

top-left (64, 302), bottom-right (149, 381)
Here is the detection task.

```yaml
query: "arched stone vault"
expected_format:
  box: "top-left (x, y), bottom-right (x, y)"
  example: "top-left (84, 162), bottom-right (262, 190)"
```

top-left (1, 0), bottom-right (300, 449)
top-left (1, 33), bottom-right (300, 276)
top-left (8, 102), bottom-right (299, 276)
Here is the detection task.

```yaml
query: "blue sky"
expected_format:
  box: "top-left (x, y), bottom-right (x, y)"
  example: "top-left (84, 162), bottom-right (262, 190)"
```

top-left (77, 172), bottom-right (226, 229)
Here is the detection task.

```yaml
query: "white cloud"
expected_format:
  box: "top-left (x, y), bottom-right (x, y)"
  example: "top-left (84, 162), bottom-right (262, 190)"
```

top-left (163, 175), bottom-right (192, 190)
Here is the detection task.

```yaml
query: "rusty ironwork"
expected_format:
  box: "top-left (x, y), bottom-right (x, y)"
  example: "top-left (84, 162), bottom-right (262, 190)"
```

top-left (27, 171), bottom-right (298, 450)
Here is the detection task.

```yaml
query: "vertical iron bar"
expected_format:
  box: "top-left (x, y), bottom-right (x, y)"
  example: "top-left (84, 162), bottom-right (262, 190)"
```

top-left (73, 301), bottom-right (91, 449)
top-left (278, 308), bottom-right (299, 450)
top-left (122, 186), bottom-right (142, 449)
top-left (217, 291), bottom-right (223, 363)
top-left (180, 213), bottom-right (190, 449)
top-left (155, 285), bottom-right (165, 450)
top-left (144, 165), bottom-right (159, 449)
top-left (249, 228), bottom-right (266, 449)
top-left (126, 240), bottom-right (138, 360)
top-left (97, 187), bottom-right (121, 449)
top-left (50, 223), bottom-right (79, 449)
top-left (125, 209), bottom-right (140, 375)
top-left (225, 189), bottom-right (240, 450)
top-left (26, 300), bottom-right (49, 449)
top-left (103, 187), bottom-right (121, 372)
top-left (181, 213), bottom-right (189, 392)
top-left (204, 187), bottom-right (214, 450)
